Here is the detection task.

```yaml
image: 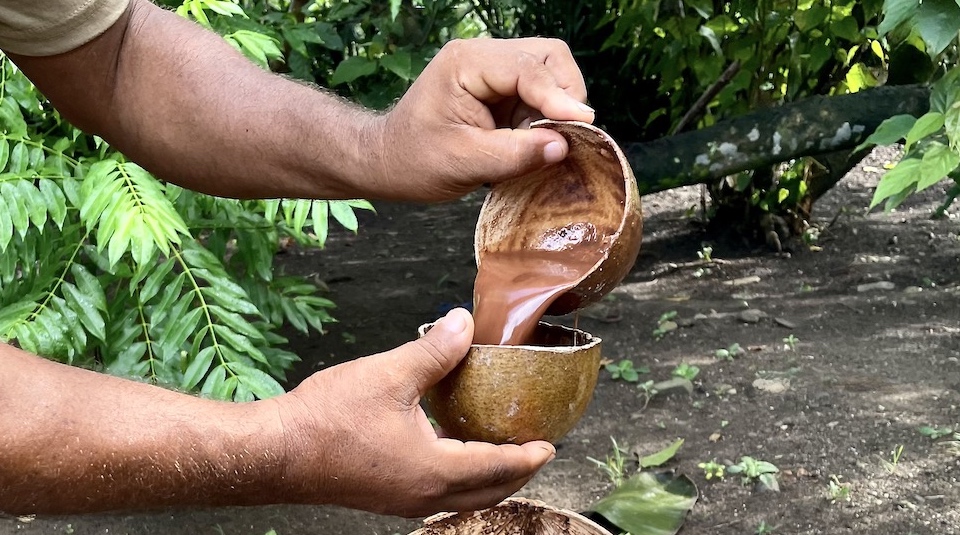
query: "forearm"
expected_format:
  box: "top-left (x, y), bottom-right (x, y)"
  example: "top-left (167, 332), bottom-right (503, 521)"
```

top-left (0, 343), bottom-right (288, 514)
top-left (8, 0), bottom-right (384, 200)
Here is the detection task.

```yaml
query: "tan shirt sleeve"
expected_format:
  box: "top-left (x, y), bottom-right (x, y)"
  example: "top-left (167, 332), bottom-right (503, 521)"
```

top-left (0, 0), bottom-right (130, 56)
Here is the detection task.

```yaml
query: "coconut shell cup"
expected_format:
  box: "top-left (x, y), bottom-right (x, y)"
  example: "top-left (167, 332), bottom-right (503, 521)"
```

top-left (474, 120), bottom-right (643, 316)
top-left (408, 497), bottom-right (612, 535)
top-left (421, 322), bottom-right (601, 445)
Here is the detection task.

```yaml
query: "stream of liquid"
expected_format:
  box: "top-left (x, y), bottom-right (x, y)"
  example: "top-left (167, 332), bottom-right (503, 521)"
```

top-left (472, 230), bottom-right (605, 345)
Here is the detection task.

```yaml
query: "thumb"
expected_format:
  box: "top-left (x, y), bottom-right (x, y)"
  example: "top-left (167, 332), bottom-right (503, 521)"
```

top-left (393, 308), bottom-right (475, 398)
top-left (466, 127), bottom-right (570, 184)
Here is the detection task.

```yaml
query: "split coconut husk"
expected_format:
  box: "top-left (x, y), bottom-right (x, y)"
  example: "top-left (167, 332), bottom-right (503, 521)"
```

top-left (421, 322), bottom-right (600, 444)
top-left (408, 498), bottom-right (612, 535)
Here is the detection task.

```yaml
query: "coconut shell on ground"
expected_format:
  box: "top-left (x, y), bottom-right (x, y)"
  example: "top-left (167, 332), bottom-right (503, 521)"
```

top-left (408, 498), bottom-right (613, 535)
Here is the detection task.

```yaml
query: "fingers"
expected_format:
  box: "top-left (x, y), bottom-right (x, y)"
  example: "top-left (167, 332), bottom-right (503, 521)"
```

top-left (407, 440), bottom-right (554, 515)
top-left (436, 439), bottom-right (555, 492)
top-left (447, 38), bottom-right (593, 124)
top-left (461, 125), bottom-right (570, 185)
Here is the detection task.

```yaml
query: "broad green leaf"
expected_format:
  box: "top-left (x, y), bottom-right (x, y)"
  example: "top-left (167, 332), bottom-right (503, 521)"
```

top-left (212, 324), bottom-right (266, 364)
top-left (878, 0), bottom-right (918, 36)
top-left (587, 472), bottom-right (698, 535)
top-left (61, 282), bottom-right (106, 341)
top-left (946, 102), bottom-right (960, 149)
top-left (158, 307), bottom-right (203, 351)
top-left (845, 63), bottom-right (877, 92)
top-left (70, 263), bottom-right (107, 311)
top-left (855, 114), bottom-right (917, 151)
top-left (311, 200), bottom-right (329, 247)
top-left (204, 0), bottom-right (245, 17)
top-left (200, 364), bottom-right (227, 399)
top-left (905, 112), bottom-right (945, 151)
top-left (330, 56), bottom-right (377, 86)
top-left (199, 286), bottom-right (260, 315)
top-left (1, 181), bottom-right (29, 238)
top-left (640, 439), bottom-right (685, 468)
top-left (19, 180), bottom-right (47, 231)
top-left (38, 179), bottom-right (67, 229)
top-left (914, 0), bottom-right (960, 56)
top-left (217, 376), bottom-right (239, 400)
top-left (181, 346), bottom-right (216, 391)
top-left (139, 258), bottom-right (176, 303)
top-left (0, 194), bottom-right (12, 252)
top-left (0, 139), bottom-right (8, 171)
top-left (919, 142), bottom-right (960, 191)
top-left (930, 67), bottom-right (960, 113)
top-left (871, 157), bottom-right (922, 208)
top-left (231, 362), bottom-right (285, 399)
top-left (389, 0), bottom-right (401, 20)
top-left (313, 22), bottom-right (343, 50)
top-left (209, 305), bottom-right (265, 340)
top-left (829, 16), bottom-right (861, 42)
top-left (329, 200), bottom-right (359, 232)
top-left (380, 50), bottom-right (414, 81)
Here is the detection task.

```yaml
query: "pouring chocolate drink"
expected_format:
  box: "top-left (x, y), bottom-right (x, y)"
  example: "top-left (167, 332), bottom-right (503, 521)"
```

top-left (472, 120), bottom-right (643, 346)
top-left (422, 119), bottom-right (642, 444)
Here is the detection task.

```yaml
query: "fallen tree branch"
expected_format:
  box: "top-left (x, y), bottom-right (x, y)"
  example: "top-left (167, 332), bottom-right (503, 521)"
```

top-left (626, 84), bottom-right (930, 195)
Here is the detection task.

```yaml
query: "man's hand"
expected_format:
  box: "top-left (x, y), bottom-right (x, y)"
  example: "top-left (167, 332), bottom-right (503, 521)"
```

top-left (0, 309), bottom-right (552, 516)
top-left (369, 38), bottom-right (595, 202)
top-left (9, 2), bottom-right (592, 203)
top-left (273, 308), bottom-right (555, 517)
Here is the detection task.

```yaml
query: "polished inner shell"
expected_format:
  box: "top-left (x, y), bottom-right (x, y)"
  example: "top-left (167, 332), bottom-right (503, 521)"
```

top-left (422, 322), bottom-right (601, 445)
top-left (474, 120), bottom-right (642, 316)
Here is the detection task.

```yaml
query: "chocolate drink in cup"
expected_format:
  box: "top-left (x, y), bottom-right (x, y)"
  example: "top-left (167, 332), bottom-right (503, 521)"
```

top-left (472, 225), bottom-right (607, 346)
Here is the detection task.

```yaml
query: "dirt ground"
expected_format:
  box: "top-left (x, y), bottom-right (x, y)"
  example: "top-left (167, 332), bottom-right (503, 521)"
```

top-left (3, 146), bottom-right (959, 534)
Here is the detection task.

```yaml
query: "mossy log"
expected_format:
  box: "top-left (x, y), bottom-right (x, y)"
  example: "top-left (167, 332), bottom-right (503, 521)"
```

top-left (625, 85), bottom-right (931, 196)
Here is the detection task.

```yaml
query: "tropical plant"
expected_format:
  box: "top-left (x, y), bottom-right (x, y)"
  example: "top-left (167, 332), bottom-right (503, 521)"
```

top-left (0, 2), bottom-right (373, 401)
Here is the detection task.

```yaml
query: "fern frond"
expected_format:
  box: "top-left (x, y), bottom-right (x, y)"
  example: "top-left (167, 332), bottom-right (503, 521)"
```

top-left (79, 158), bottom-right (190, 267)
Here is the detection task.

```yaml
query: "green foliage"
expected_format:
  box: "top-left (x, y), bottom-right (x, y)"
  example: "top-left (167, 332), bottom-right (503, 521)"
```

top-left (727, 456), bottom-right (780, 491)
top-left (671, 363), bottom-right (700, 381)
top-left (605, 359), bottom-right (648, 382)
top-left (715, 342), bottom-right (743, 360)
top-left (860, 68), bottom-right (960, 214)
top-left (698, 459), bottom-right (725, 480)
top-left (0, 7), bottom-right (374, 400)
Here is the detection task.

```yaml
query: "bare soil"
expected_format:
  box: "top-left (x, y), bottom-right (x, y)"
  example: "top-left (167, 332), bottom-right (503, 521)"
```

top-left (3, 147), bottom-right (959, 534)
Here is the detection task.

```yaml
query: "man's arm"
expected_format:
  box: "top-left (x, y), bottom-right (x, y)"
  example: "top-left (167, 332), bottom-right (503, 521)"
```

top-left (7, 0), bottom-right (593, 202)
top-left (0, 309), bottom-right (554, 515)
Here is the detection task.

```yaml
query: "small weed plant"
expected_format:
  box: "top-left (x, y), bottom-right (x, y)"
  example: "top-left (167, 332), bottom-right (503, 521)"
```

top-left (653, 311), bottom-right (678, 340)
top-left (919, 425), bottom-right (954, 440)
top-left (698, 460), bottom-right (725, 481)
top-left (715, 342), bottom-right (743, 360)
top-left (605, 359), bottom-right (648, 383)
top-left (782, 334), bottom-right (799, 351)
top-left (672, 363), bottom-right (701, 381)
top-left (755, 520), bottom-right (775, 534)
top-left (827, 474), bottom-right (851, 503)
top-left (880, 444), bottom-right (905, 473)
top-left (727, 456), bottom-right (780, 491)
top-left (587, 437), bottom-right (628, 488)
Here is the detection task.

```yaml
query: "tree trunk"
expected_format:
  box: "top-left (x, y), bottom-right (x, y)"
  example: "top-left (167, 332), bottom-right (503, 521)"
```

top-left (625, 85), bottom-right (930, 196)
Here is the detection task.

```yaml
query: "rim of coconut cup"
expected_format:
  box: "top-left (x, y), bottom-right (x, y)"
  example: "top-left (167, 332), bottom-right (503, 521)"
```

top-left (408, 497), bottom-right (614, 535)
top-left (417, 321), bottom-right (601, 353)
top-left (472, 119), bottom-right (641, 316)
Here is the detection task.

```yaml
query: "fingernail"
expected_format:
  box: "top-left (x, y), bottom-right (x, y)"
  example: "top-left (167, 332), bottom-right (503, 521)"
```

top-left (577, 101), bottom-right (595, 114)
top-left (543, 141), bottom-right (564, 163)
top-left (438, 308), bottom-right (467, 335)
